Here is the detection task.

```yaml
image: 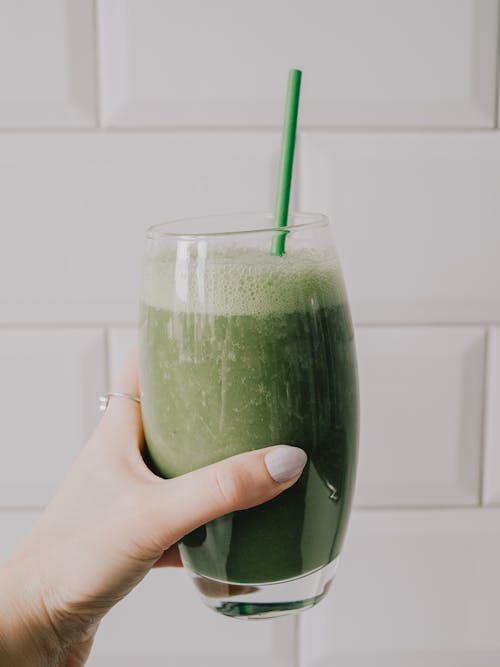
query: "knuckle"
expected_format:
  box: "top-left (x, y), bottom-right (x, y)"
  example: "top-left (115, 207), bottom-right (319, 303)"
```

top-left (213, 462), bottom-right (247, 509)
top-left (120, 486), bottom-right (172, 556)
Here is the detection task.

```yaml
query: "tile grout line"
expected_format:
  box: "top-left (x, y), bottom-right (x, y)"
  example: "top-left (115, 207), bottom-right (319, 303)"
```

top-left (0, 507), bottom-right (45, 513)
top-left (1, 504), bottom-right (499, 513)
top-left (354, 321), bottom-right (498, 328)
top-left (478, 327), bottom-right (493, 505)
top-left (104, 327), bottom-right (111, 392)
top-left (0, 126), bottom-right (499, 135)
top-left (92, 0), bottom-right (103, 129)
top-left (0, 321), bottom-right (498, 330)
top-left (494, 0), bottom-right (500, 129)
top-left (0, 322), bottom-right (138, 330)
top-left (294, 131), bottom-right (303, 213)
top-left (352, 503), bottom-right (498, 512)
top-left (293, 614), bottom-right (301, 667)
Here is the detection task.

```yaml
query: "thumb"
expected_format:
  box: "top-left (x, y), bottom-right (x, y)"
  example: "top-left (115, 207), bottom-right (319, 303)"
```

top-left (147, 445), bottom-right (307, 547)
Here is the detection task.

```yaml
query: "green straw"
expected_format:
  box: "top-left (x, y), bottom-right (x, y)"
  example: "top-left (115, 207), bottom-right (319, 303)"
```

top-left (271, 69), bottom-right (302, 256)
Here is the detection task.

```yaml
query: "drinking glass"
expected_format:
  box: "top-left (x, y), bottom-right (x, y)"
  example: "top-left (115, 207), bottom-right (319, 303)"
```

top-left (139, 212), bottom-right (359, 618)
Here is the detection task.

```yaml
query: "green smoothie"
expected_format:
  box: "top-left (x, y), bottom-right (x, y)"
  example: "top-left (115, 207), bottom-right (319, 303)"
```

top-left (139, 245), bottom-right (358, 585)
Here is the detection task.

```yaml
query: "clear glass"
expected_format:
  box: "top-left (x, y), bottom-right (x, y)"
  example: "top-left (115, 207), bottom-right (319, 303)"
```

top-left (139, 212), bottom-right (359, 619)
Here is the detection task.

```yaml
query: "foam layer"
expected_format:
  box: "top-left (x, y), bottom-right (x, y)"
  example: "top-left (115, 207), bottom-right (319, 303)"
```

top-left (140, 245), bottom-right (346, 316)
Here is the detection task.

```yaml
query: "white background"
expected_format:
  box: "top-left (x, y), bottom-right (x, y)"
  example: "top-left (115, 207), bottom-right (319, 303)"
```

top-left (0, 1), bottom-right (500, 665)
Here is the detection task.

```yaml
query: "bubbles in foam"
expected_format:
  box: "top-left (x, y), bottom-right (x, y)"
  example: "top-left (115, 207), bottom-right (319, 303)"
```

top-left (141, 245), bottom-right (345, 316)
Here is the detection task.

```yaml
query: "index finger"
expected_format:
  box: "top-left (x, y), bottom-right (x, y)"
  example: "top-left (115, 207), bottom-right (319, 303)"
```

top-left (99, 351), bottom-right (144, 453)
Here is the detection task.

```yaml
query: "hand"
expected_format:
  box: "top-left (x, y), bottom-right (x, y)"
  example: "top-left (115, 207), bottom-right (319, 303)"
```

top-left (0, 354), bottom-right (307, 667)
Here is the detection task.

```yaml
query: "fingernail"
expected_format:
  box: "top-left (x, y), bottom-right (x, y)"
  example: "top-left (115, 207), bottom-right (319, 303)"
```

top-left (265, 446), bottom-right (308, 483)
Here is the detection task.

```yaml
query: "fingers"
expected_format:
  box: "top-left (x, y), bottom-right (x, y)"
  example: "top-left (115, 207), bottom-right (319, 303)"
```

top-left (97, 351), bottom-right (144, 453)
top-left (111, 350), bottom-right (140, 396)
top-left (147, 445), bottom-right (307, 547)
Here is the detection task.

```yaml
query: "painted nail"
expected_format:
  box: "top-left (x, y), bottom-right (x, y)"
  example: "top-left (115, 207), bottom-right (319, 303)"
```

top-left (264, 446), bottom-right (308, 483)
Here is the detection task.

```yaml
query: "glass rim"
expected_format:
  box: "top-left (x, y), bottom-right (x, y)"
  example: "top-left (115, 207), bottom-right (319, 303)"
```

top-left (146, 211), bottom-right (329, 240)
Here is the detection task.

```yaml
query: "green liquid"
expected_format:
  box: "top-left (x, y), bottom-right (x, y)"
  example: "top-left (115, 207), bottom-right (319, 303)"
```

top-left (139, 251), bottom-right (358, 584)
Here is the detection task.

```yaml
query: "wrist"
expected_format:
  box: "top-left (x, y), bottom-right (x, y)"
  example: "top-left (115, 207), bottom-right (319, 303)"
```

top-left (0, 558), bottom-right (62, 667)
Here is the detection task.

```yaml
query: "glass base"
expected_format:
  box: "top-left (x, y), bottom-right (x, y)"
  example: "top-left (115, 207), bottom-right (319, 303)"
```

top-left (185, 557), bottom-right (339, 619)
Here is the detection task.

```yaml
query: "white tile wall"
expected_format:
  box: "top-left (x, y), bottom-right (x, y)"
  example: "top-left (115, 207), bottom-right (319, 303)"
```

top-left (299, 653), bottom-right (500, 667)
top-left (0, 0), bottom-right (96, 127)
top-left (354, 327), bottom-right (485, 507)
top-left (98, 0), bottom-right (498, 128)
top-left (300, 132), bottom-right (500, 324)
top-left (482, 328), bottom-right (500, 505)
top-left (0, 511), bottom-right (40, 561)
top-left (300, 509), bottom-right (500, 666)
top-left (0, 133), bottom-right (279, 325)
top-left (0, 329), bottom-right (106, 507)
top-left (1, 1), bottom-right (500, 664)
